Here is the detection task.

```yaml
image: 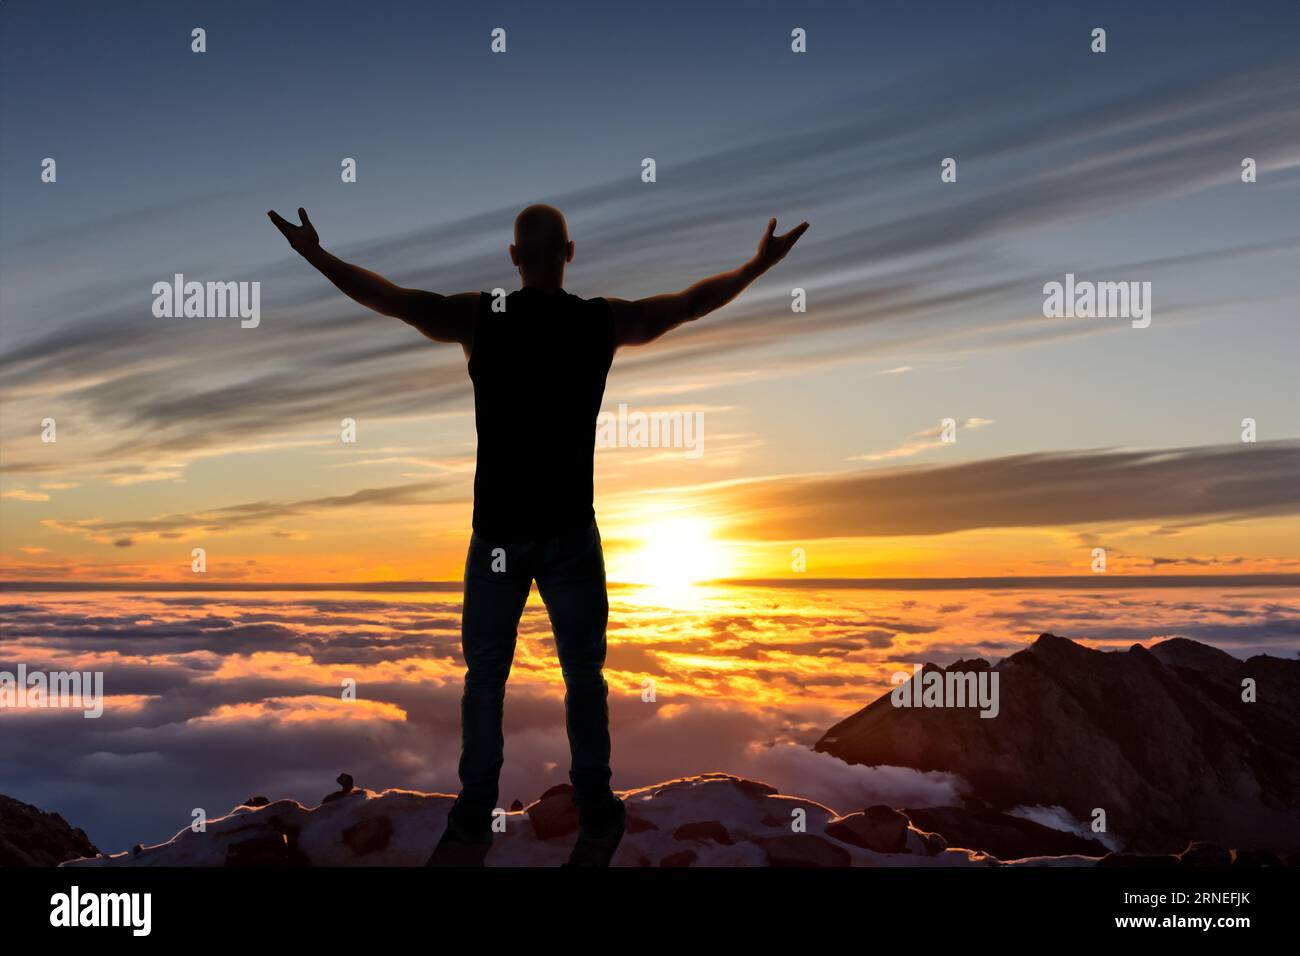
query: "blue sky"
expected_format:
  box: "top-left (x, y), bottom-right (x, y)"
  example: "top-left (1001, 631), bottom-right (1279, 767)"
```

top-left (1, 0), bottom-right (1298, 583)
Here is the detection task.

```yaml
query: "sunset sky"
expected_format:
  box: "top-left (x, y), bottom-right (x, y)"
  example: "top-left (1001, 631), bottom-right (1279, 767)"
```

top-left (2, 0), bottom-right (1299, 585)
top-left (2, 0), bottom-right (1299, 856)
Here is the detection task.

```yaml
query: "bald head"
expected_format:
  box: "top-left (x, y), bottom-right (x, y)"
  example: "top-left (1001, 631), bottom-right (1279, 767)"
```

top-left (511, 204), bottom-right (572, 284)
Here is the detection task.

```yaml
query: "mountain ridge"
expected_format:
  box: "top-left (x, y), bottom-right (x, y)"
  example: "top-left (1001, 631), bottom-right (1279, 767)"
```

top-left (815, 633), bottom-right (1300, 854)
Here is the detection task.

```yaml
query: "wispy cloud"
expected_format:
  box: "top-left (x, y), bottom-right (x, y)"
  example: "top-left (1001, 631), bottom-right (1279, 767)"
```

top-left (41, 480), bottom-right (454, 546)
top-left (1, 489), bottom-right (49, 502)
top-left (850, 417), bottom-right (994, 462)
top-left (3, 54), bottom-right (1297, 487)
top-left (704, 440), bottom-right (1300, 539)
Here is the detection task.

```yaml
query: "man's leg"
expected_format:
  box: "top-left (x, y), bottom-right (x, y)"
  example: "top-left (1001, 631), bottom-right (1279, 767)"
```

top-left (450, 532), bottom-right (532, 832)
top-left (535, 521), bottom-right (621, 845)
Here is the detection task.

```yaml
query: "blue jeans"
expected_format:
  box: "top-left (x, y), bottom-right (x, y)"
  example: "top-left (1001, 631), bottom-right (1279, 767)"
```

top-left (453, 519), bottom-right (612, 830)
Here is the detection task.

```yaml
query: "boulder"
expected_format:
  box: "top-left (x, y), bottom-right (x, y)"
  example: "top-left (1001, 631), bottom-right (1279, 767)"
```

top-left (0, 794), bottom-right (99, 867)
top-left (660, 849), bottom-right (697, 867)
top-left (527, 783), bottom-right (579, 839)
top-left (1179, 841), bottom-right (1232, 867)
top-left (1096, 852), bottom-right (1181, 867)
top-left (825, 805), bottom-right (908, 853)
top-left (912, 827), bottom-right (948, 856)
top-left (626, 814), bottom-right (658, 834)
top-left (322, 772), bottom-right (357, 804)
top-left (1231, 849), bottom-right (1283, 867)
top-left (904, 806), bottom-right (1109, 860)
top-left (673, 820), bottom-right (733, 845)
top-left (225, 832), bottom-right (309, 867)
top-left (757, 834), bottom-right (851, 867)
top-left (342, 815), bottom-right (393, 856)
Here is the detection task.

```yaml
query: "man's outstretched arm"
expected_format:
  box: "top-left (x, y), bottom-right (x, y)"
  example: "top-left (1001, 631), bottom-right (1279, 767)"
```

top-left (609, 218), bottom-right (809, 348)
top-left (267, 207), bottom-right (476, 349)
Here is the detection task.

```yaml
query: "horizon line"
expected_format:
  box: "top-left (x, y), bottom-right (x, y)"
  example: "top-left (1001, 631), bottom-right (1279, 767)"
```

top-left (1, 574), bottom-right (1298, 593)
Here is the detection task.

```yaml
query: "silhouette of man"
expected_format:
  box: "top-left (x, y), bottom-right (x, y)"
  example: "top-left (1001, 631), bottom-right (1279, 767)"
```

top-left (268, 204), bottom-right (808, 865)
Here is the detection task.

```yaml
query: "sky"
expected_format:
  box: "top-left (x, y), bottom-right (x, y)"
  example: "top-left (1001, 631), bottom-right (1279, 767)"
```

top-left (3, 0), bottom-right (1299, 584)
top-left (1, 0), bottom-right (1298, 854)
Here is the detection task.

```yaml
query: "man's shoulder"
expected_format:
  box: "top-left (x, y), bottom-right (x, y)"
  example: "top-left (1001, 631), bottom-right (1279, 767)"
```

top-left (568, 292), bottom-right (615, 316)
top-left (505, 288), bottom-right (613, 314)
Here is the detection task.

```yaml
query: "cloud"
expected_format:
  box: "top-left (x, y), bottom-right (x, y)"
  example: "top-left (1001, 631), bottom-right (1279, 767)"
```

top-left (2, 54), bottom-right (1297, 486)
top-left (41, 480), bottom-right (455, 545)
top-left (1008, 805), bottom-right (1123, 852)
top-left (740, 743), bottom-right (967, 813)
top-left (707, 440), bottom-right (1300, 540)
top-left (189, 696), bottom-right (407, 727)
top-left (4, 581), bottom-right (1298, 851)
top-left (2, 490), bottom-right (50, 502)
top-left (850, 417), bottom-right (994, 462)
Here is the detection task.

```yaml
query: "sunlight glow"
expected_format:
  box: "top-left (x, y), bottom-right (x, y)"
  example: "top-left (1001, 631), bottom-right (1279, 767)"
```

top-left (616, 516), bottom-right (733, 589)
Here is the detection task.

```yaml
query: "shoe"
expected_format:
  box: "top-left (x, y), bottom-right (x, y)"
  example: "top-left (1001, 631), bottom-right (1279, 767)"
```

top-left (564, 797), bottom-right (625, 867)
top-left (426, 811), bottom-right (493, 867)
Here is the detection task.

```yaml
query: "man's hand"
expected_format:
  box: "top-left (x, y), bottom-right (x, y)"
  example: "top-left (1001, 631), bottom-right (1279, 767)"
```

top-left (267, 207), bottom-right (321, 256)
top-left (265, 206), bottom-right (476, 350)
top-left (611, 216), bottom-right (811, 348)
top-left (752, 217), bottom-right (809, 273)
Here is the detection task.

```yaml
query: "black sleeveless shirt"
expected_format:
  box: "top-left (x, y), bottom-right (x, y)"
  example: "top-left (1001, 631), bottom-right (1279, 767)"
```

top-left (467, 288), bottom-right (616, 542)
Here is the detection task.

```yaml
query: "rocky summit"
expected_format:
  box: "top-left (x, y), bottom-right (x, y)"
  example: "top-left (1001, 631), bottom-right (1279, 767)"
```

top-left (815, 634), bottom-right (1300, 855)
top-left (0, 793), bottom-right (100, 867)
top-left (51, 769), bottom-right (1289, 868)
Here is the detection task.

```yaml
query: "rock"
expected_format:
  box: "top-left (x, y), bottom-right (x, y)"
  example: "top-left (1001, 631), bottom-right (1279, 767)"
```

top-left (660, 849), bottom-right (697, 867)
top-left (757, 834), bottom-right (851, 867)
top-left (728, 777), bottom-right (779, 798)
top-left (322, 772), bottom-right (357, 804)
top-left (1179, 841), bottom-right (1232, 867)
top-left (673, 821), bottom-right (733, 845)
top-left (53, 772), bottom-right (1112, 869)
top-left (816, 634), bottom-right (1300, 856)
top-left (527, 784), bottom-right (579, 839)
top-left (626, 814), bottom-right (658, 834)
top-left (342, 815), bottom-right (393, 856)
top-left (224, 832), bottom-right (309, 867)
top-left (913, 827), bottom-right (948, 856)
top-left (1232, 849), bottom-right (1283, 867)
top-left (903, 806), bottom-right (1109, 860)
top-left (1096, 852), bottom-right (1181, 867)
top-left (825, 805), bottom-right (908, 853)
top-left (266, 814), bottom-right (301, 848)
top-left (0, 795), bottom-right (101, 867)
top-left (240, 796), bottom-right (270, 808)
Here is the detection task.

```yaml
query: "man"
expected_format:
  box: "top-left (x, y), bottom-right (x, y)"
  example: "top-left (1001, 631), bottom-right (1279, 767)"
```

top-left (268, 203), bottom-right (808, 865)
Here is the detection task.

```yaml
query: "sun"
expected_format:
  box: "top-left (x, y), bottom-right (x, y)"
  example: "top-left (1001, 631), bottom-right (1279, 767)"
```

top-left (615, 516), bottom-right (733, 590)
